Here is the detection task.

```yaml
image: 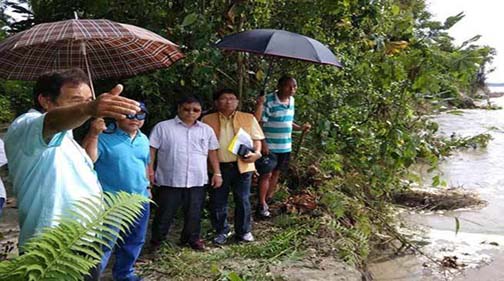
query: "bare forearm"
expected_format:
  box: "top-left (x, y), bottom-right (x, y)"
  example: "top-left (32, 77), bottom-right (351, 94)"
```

top-left (82, 135), bottom-right (99, 162)
top-left (292, 122), bottom-right (302, 131)
top-left (255, 104), bottom-right (263, 121)
top-left (43, 102), bottom-right (93, 141)
top-left (208, 150), bottom-right (221, 174)
top-left (253, 140), bottom-right (262, 153)
top-left (148, 147), bottom-right (157, 183)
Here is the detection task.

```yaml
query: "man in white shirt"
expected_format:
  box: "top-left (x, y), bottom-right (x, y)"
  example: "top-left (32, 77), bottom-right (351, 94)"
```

top-left (149, 96), bottom-right (221, 251)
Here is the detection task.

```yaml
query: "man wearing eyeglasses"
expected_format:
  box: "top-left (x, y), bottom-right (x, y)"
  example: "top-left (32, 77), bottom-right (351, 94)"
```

top-left (148, 96), bottom-right (221, 252)
top-left (83, 102), bottom-right (150, 281)
top-left (4, 68), bottom-right (140, 280)
top-left (202, 88), bottom-right (264, 245)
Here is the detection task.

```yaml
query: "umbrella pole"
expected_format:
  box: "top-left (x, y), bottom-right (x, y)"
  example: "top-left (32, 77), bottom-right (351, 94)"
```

top-left (261, 59), bottom-right (274, 96)
top-left (81, 42), bottom-right (96, 99)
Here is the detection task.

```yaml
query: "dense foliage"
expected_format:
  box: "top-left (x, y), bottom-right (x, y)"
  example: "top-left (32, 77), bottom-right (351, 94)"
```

top-left (0, 0), bottom-right (495, 274)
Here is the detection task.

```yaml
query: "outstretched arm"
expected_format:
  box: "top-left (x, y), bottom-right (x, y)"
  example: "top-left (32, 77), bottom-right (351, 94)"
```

top-left (43, 84), bottom-right (140, 142)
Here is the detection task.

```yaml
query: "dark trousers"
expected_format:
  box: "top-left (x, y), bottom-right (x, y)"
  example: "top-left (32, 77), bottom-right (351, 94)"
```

top-left (0, 197), bottom-right (4, 218)
top-left (99, 203), bottom-right (150, 281)
top-left (209, 163), bottom-right (253, 236)
top-left (150, 186), bottom-right (205, 244)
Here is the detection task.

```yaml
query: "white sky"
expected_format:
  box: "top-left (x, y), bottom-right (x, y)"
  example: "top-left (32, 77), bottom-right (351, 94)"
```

top-left (427, 0), bottom-right (504, 83)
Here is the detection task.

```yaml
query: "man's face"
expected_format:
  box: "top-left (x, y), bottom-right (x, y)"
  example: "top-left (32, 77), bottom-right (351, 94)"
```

top-left (215, 93), bottom-right (239, 114)
top-left (178, 102), bottom-right (202, 124)
top-left (117, 113), bottom-right (145, 134)
top-left (279, 79), bottom-right (297, 97)
top-left (45, 82), bottom-right (93, 111)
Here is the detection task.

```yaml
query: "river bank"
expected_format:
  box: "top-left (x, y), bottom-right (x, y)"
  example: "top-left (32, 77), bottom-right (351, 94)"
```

top-left (370, 96), bottom-right (504, 280)
top-left (3, 94), bottom-right (504, 280)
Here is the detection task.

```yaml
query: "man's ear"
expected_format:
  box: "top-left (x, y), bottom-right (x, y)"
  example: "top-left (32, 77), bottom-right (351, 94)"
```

top-left (37, 94), bottom-right (51, 111)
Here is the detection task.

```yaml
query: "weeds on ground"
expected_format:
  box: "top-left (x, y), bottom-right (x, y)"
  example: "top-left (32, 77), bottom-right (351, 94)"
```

top-left (139, 214), bottom-right (311, 281)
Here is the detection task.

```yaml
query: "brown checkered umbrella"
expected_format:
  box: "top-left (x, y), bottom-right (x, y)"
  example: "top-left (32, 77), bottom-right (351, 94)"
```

top-left (0, 19), bottom-right (184, 82)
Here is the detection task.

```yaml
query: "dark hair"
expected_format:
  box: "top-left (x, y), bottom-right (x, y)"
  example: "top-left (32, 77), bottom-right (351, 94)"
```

top-left (33, 68), bottom-right (90, 111)
top-left (213, 88), bottom-right (238, 101)
top-left (177, 95), bottom-right (202, 107)
top-left (277, 75), bottom-right (296, 88)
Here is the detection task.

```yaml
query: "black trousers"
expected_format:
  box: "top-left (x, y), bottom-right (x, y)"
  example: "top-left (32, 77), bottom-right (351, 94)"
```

top-left (150, 186), bottom-right (205, 245)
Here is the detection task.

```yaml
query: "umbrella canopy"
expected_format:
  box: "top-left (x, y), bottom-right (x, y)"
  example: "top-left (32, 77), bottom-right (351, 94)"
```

top-left (216, 29), bottom-right (342, 67)
top-left (0, 19), bottom-right (184, 81)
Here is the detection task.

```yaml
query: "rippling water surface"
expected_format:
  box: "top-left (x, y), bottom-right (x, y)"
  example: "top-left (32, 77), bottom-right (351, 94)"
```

top-left (370, 97), bottom-right (504, 281)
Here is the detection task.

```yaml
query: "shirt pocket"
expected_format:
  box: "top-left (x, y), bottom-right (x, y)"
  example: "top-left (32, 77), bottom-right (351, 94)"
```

top-left (191, 136), bottom-right (209, 156)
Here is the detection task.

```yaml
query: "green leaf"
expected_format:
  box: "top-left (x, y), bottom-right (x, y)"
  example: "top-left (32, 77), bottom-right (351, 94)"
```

top-left (227, 271), bottom-right (243, 281)
top-left (0, 192), bottom-right (148, 280)
top-left (182, 13), bottom-right (198, 27)
top-left (432, 175), bottom-right (440, 187)
top-left (391, 5), bottom-right (400, 16)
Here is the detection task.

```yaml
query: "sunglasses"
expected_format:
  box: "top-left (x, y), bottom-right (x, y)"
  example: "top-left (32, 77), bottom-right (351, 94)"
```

top-left (182, 107), bottom-right (202, 113)
top-left (126, 112), bottom-right (147, 120)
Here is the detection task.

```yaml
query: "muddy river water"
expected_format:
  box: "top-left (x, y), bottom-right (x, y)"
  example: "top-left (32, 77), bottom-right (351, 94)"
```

top-left (370, 97), bottom-right (504, 280)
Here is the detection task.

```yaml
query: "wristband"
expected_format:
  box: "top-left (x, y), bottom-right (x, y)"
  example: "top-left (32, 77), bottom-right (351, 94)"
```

top-left (214, 173), bottom-right (222, 177)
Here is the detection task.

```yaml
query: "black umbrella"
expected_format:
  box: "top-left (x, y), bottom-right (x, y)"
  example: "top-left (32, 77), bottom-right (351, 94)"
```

top-left (216, 29), bottom-right (342, 93)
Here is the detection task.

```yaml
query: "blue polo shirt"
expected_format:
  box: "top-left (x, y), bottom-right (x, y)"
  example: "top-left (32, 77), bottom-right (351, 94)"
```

top-left (94, 128), bottom-right (150, 197)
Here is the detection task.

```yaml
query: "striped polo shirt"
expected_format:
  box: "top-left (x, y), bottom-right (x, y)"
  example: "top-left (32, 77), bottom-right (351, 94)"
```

top-left (262, 92), bottom-right (295, 153)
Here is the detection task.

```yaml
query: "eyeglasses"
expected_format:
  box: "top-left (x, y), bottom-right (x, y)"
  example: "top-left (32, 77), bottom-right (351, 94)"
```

top-left (218, 97), bottom-right (238, 102)
top-left (181, 107), bottom-right (202, 113)
top-left (126, 112), bottom-right (147, 120)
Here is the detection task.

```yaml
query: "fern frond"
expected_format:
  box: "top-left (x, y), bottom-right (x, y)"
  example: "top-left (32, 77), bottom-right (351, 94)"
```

top-left (0, 191), bottom-right (149, 281)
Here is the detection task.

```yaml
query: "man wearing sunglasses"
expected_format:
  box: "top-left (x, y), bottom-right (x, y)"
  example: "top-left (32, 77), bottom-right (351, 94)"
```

top-left (149, 96), bottom-right (221, 251)
top-left (83, 102), bottom-right (150, 281)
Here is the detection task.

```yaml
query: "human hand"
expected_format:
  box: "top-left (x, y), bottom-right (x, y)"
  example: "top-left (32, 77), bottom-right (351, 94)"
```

top-left (261, 143), bottom-right (269, 156)
top-left (302, 122), bottom-right (311, 132)
top-left (88, 118), bottom-right (106, 137)
top-left (211, 174), bottom-right (223, 188)
top-left (148, 166), bottom-right (155, 185)
top-left (86, 84), bottom-right (140, 119)
top-left (147, 188), bottom-right (153, 199)
top-left (256, 95), bottom-right (266, 105)
top-left (242, 151), bottom-right (261, 163)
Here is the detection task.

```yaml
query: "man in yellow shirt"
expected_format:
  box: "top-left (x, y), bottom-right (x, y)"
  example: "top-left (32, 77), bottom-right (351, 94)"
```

top-left (202, 88), bottom-right (264, 244)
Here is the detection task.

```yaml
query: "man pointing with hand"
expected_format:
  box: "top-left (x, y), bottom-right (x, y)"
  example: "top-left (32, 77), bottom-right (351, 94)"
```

top-left (4, 68), bottom-right (140, 259)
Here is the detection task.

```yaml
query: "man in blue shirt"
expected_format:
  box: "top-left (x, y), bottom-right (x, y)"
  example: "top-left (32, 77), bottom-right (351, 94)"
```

top-left (83, 102), bottom-right (150, 281)
top-left (4, 68), bottom-right (140, 280)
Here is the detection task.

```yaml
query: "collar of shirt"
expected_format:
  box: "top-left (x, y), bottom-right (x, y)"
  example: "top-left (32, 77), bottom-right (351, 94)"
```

top-left (274, 92), bottom-right (292, 108)
top-left (218, 111), bottom-right (236, 121)
top-left (174, 115), bottom-right (202, 128)
top-left (115, 126), bottom-right (141, 142)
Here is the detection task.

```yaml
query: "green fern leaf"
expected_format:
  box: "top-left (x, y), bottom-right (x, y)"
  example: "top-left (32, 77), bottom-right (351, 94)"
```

top-left (0, 192), bottom-right (150, 281)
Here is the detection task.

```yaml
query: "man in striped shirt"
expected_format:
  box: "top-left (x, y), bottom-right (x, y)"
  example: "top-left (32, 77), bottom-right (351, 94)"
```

top-left (254, 75), bottom-right (311, 217)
